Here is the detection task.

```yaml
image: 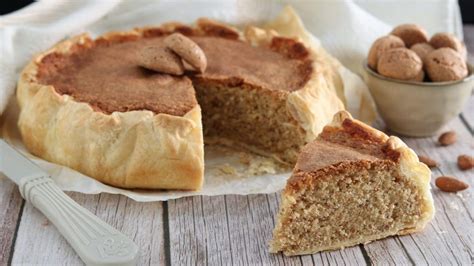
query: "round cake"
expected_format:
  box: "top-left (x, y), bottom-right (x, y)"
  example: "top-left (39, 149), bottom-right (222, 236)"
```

top-left (17, 18), bottom-right (344, 190)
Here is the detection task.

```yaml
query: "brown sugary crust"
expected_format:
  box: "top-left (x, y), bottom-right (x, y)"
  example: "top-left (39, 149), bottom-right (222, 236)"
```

top-left (286, 111), bottom-right (434, 210)
top-left (150, 18), bottom-right (321, 65)
top-left (196, 18), bottom-right (240, 40)
top-left (287, 111), bottom-right (401, 190)
top-left (270, 37), bottom-right (310, 60)
top-left (35, 20), bottom-right (313, 116)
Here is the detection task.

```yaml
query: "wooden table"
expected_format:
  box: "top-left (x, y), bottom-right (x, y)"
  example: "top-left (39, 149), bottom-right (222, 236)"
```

top-left (1, 27), bottom-right (473, 266)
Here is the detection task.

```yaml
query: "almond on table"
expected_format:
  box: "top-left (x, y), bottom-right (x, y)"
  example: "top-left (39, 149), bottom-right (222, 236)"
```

top-left (435, 176), bottom-right (469, 192)
top-left (418, 155), bottom-right (439, 168)
top-left (438, 131), bottom-right (457, 146)
top-left (457, 154), bottom-right (474, 170)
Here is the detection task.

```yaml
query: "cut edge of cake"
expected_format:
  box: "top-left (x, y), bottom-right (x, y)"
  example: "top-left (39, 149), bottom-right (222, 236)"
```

top-left (196, 13), bottom-right (345, 164)
top-left (269, 110), bottom-right (435, 256)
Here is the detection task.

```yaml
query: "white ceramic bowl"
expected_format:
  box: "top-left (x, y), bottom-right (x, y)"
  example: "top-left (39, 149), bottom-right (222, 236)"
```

top-left (363, 62), bottom-right (473, 137)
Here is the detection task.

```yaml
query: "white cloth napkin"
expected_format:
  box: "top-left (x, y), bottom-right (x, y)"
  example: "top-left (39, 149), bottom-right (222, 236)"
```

top-left (0, 0), bottom-right (463, 201)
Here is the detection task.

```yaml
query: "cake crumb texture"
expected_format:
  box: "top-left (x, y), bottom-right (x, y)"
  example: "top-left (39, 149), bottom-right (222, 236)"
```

top-left (270, 161), bottom-right (424, 255)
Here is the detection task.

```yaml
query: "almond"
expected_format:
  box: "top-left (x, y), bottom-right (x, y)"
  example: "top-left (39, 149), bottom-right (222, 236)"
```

top-left (438, 131), bottom-right (457, 146)
top-left (457, 154), bottom-right (474, 170)
top-left (418, 155), bottom-right (439, 168)
top-left (435, 176), bottom-right (468, 192)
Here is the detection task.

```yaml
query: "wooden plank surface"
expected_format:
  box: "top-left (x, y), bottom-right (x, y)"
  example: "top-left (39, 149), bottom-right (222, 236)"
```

top-left (167, 194), bottom-right (368, 266)
top-left (0, 176), bottom-right (23, 266)
top-left (10, 193), bottom-right (165, 265)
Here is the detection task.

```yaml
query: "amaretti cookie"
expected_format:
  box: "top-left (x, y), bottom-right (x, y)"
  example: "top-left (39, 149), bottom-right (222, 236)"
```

top-left (425, 47), bottom-right (468, 82)
top-left (270, 111), bottom-right (434, 255)
top-left (429, 32), bottom-right (465, 57)
top-left (367, 35), bottom-right (405, 70)
top-left (430, 32), bottom-right (468, 61)
top-left (410, 42), bottom-right (435, 63)
top-left (368, 24), bottom-right (469, 83)
top-left (391, 24), bottom-right (428, 47)
top-left (377, 48), bottom-right (424, 81)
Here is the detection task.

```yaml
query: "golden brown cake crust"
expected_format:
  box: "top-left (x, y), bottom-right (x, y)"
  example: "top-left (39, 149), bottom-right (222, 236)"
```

top-left (294, 141), bottom-right (380, 173)
top-left (193, 36), bottom-right (312, 93)
top-left (35, 22), bottom-right (313, 116)
top-left (293, 111), bottom-right (401, 176)
top-left (37, 40), bottom-right (198, 116)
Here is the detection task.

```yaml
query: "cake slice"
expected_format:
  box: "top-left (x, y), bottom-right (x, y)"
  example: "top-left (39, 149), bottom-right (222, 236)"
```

top-left (270, 111), bottom-right (434, 255)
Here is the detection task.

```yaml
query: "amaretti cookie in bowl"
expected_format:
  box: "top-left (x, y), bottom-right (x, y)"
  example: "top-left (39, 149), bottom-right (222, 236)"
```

top-left (365, 24), bottom-right (473, 136)
top-left (270, 111), bottom-right (434, 255)
top-left (17, 18), bottom-right (344, 190)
